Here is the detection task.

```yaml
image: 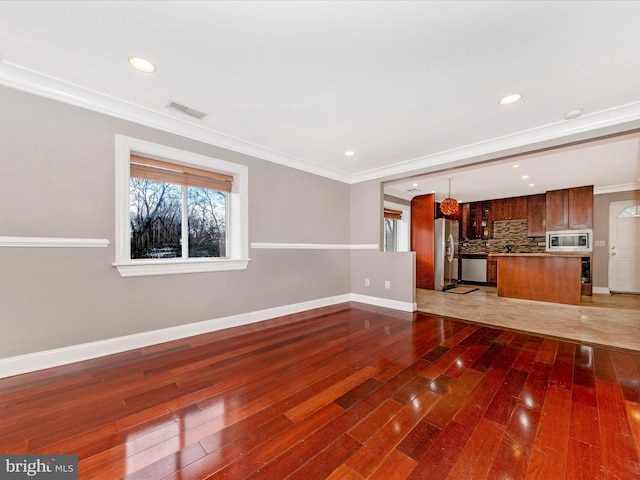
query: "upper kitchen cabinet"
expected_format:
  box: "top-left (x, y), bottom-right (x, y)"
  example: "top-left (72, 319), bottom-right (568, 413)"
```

top-left (546, 188), bottom-right (569, 230)
top-left (527, 194), bottom-right (546, 237)
top-left (461, 201), bottom-right (492, 239)
top-left (546, 185), bottom-right (593, 231)
top-left (490, 199), bottom-right (506, 221)
top-left (461, 203), bottom-right (470, 240)
top-left (569, 185), bottom-right (594, 229)
top-left (492, 196), bottom-right (527, 221)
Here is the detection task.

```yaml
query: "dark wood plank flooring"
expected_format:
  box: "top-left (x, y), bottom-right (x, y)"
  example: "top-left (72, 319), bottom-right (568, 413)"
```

top-left (2, 302), bottom-right (640, 479)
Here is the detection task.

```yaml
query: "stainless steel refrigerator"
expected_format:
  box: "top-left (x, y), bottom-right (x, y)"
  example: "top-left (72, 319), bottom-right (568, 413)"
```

top-left (434, 218), bottom-right (459, 290)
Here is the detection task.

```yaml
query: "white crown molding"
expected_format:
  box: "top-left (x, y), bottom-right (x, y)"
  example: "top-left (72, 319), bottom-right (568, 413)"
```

top-left (351, 102), bottom-right (640, 184)
top-left (0, 293), bottom-right (412, 379)
top-left (251, 242), bottom-right (378, 250)
top-left (0, 61), bottom-right (352, 183)
top-left (0, 236), bottom-right (110, 248)
top-left (2, 61), bottom-right (639, 188)
top-left (594, 182), bottom-right (640, 195)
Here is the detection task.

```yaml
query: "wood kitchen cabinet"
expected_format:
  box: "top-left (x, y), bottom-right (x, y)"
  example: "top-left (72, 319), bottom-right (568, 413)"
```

top-left (487, 257), bottom-right (497, 286)
top-left (460, 203), bottom-right (470, 240)
top-left (496, 255), bottom-right (582, 305)
top-left (461, 201), bottom-right (492, 239)
top-left (527, 194), bottom-right (546, 237)
top-left (546, 189), bottom-right (569, 230)
top-left (491, 199), bottom-right (507, 221)
top-left (546, 185), bottom-right (593, 231)
top-left (411, 194), bottom-right (435, 290)
top-left (492, 196), bottom-right (527, 221)
top-left (569, 185), bottom-right (594, 229)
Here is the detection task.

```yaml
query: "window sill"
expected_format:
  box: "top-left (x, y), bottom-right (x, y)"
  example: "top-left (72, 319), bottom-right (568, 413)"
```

top-left (114, 258), bottom-right (250, 277)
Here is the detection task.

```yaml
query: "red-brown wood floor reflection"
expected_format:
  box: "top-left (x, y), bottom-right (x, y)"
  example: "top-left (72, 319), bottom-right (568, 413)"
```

top-left (1, 303), bottom-right (639, 479)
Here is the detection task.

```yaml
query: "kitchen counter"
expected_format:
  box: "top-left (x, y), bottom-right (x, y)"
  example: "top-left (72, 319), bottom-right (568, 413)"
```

top-left (493, 254), bottom-right (582, 305)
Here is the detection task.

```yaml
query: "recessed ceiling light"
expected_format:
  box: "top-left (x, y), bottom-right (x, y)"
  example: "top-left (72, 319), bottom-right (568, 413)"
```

top-left (344, 151), bottom-right (355, 157)
top-left (522, 175), bottom-right (529, 179)
top-left (499, 94), bottom-right (522, 105)
top-left (528, 183), bottom-right (535, 187)
top-left (412, 183), bottom-right (419, 187)
top-left (512, 164), bottom-right (520, 169)
top-left (564, 108), bottom-right (584, 120)
top-left (129, 56), bottom-right (156, 73)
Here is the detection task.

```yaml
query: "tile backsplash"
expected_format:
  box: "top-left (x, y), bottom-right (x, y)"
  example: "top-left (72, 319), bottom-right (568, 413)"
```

top-left (460, 220), bottom-right (546, 254)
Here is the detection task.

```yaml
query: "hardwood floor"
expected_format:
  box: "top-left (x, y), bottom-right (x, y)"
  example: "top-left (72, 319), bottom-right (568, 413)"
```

top-left (2, 302), bottom-right (640, 479)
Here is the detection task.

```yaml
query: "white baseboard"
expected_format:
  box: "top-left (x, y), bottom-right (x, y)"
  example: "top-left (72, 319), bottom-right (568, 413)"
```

top-left (349, 294), bottom-right (417, 313)
top-left (0, 293), bottom-right (414, 379)
top-left (592, 286), bottom-right (611, 294)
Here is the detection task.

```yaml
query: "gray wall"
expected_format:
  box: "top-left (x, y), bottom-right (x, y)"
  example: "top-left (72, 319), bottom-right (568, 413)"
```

top-left (0, 86), bottom-right (357, 358)
top-left (350, 181), bottom-right (416, 304)
top-left (593, 189), bottom-right (640, 289)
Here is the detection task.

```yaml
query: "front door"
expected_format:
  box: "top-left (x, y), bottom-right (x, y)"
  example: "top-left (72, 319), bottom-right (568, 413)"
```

top-left (609, 200), bottom-right (640, 293)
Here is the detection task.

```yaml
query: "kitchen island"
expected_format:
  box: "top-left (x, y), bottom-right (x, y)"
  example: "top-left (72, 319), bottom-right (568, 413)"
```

top-left (490, 253), bottom-right (583, 305)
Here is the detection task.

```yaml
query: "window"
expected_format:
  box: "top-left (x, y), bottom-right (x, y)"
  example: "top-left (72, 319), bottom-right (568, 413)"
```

top-left (384, 216), bottom-right (399, 252)
top-left (619, 205), bottom-right (640, 218)
top-left (115, 136), bottom-right (249, 277)
top-left (383, 205), bottom-right (410, 252)
top-left (129, 156), bottom-right (230, 259)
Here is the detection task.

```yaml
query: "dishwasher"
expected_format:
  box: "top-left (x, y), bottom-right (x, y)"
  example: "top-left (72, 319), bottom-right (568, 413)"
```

top-left (461, 255), bottom-right (487, 284)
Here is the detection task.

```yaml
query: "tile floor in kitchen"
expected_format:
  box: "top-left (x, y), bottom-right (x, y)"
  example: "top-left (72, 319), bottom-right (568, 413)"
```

top-left (416, 287), bottom-right (640, 351)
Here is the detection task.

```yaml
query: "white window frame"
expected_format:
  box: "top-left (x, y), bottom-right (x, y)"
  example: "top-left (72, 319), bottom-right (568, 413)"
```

top-left (114, 135), bottom-right (249, 277)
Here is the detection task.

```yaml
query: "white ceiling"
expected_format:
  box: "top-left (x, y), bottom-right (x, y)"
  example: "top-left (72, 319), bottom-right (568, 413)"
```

top-left (385, 131), bottom-right (640, 203)
top-left (1, 1), bottom-right (639, 193)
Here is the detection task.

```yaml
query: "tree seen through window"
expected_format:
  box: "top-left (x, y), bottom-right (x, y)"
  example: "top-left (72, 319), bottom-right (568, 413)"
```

top-left (130, 178), bottom-right (226, 259)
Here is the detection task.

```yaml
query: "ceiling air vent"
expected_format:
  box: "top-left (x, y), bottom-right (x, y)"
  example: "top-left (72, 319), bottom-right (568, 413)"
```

top-left (166, 100), bottom-right (207, 120)
top-left (406, 188), bottom-right (421, 193)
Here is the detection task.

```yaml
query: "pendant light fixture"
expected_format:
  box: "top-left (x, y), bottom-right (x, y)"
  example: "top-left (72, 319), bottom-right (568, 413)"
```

top-left (440, 177), bottom-right (459, 215)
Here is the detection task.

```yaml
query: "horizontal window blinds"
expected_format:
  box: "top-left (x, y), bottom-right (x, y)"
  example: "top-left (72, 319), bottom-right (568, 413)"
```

top-left (130, 155), bottom-right (233, 192)
top-left (384, 208), bottom-right (403, 220)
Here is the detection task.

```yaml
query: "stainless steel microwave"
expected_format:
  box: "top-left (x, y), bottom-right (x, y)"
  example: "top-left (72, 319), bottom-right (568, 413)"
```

top-left (546, 230), bottom-right (592, 253)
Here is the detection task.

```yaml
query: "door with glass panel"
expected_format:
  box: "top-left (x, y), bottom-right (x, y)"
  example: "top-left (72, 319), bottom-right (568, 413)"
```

top-left (609, 200), bottom-right (640, 293)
